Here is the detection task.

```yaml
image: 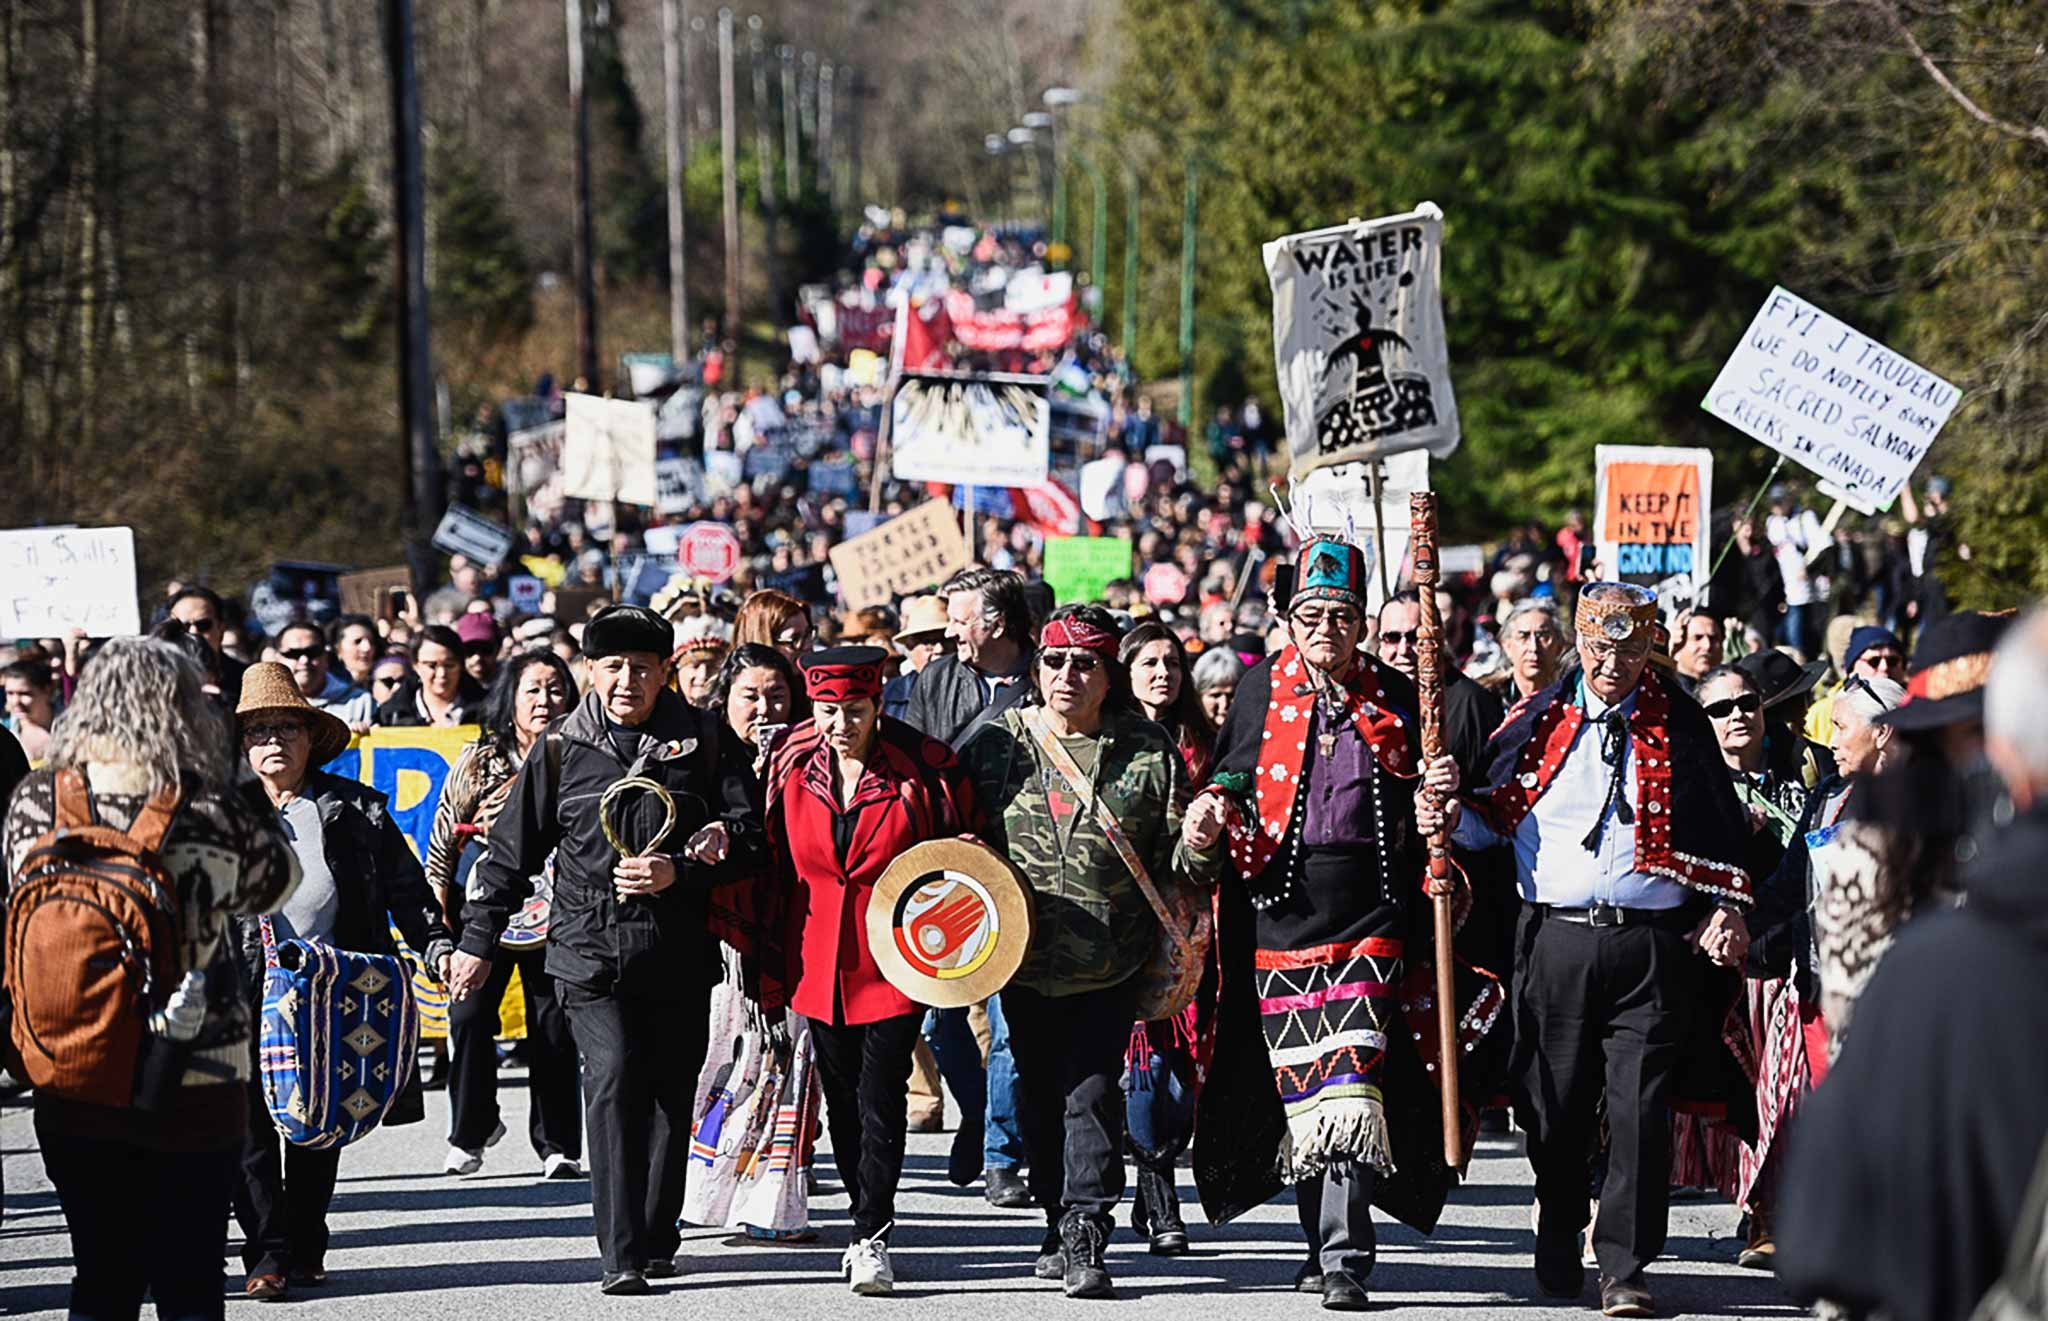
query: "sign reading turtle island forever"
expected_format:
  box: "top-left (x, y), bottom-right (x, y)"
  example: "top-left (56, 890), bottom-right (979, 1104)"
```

top-left (1702, 287), bottom-right (1961, 514)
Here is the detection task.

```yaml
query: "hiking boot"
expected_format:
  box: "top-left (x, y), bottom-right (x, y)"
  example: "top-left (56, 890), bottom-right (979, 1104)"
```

top-left (1134, 1167), bottom-right (1189, 1255)
top-left (1059, 1208), bottom-right (1114, 1299)
top-left (1736, 1207), bottom-right (1775, 1269)
top-left (1034, 1227), bottom-right (1067, 1281)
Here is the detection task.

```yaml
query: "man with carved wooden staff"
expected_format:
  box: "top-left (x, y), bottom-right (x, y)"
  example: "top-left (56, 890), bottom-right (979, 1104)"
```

top-left (1417, 582), bottom-right (1754, 1319)
top-left (1188, 536), bottom-right (1505, 1313)
top-left (446, 605), bottom-right (763, 1296)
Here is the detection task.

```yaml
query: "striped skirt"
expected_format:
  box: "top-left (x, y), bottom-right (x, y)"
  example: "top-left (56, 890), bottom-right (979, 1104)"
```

top-left (1254, 934), bottom-right (1405, 1179)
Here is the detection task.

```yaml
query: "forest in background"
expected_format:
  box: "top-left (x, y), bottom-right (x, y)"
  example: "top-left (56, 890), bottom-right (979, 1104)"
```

top-left (3, 0), bottom-right (2042, 607)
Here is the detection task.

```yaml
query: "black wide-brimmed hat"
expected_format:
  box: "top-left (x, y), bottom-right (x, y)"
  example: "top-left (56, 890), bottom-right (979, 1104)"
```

top-left (1736, 648), bottom-right (1830, 711)
top-left (1877, 610), bottom-right (2013, 732)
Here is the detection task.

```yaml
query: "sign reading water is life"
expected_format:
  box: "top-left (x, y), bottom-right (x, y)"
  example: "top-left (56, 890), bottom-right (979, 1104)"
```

top-left (1702, 287), bottom-right (1961, 514)
top-left (0, 526), bottom-right (141, 639)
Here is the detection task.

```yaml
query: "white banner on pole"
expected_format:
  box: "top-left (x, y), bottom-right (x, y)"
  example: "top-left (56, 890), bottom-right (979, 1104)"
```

top-left (1292, 449), bottom-right (1430, 613)
top-left (563, 393), bottom-right (659, 507)
top-left (1265, 202), bottom-right (1461, 479)
top-left (1701, 287), bottom-right (1960, 514)
top-left (888, 373), bottom-right (1051, 490)
top-left (0, 526), bottom-right (141, 638)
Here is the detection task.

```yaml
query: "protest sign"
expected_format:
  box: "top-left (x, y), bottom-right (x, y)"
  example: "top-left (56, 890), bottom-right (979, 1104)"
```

top-left (742, 442), bottom-right (796, 486)
top-left (620, 352), bottom-right (676, 398)
top-left (0, 526), bottom-right (140, 638)
top-left (1594, 446), bottom-right (1713, 595)
top-left (1043, 536), bottom-right (1133, 606)
top-left (1264, 203), bottom-right (1461, 478)
top-left (499, 396), bottom-right (552, 435)
top-left (431, 505), bottom-right (516, 566)
top-left (889, 372), bottom-right (1051, 489)
top-left (808, 456), bottom-right (860, 500)
top-left (642, 524), bottom-right (683, 557)
top-left (1144, 562), bottom-right (1191, 607)
top-left (828, 499), bottom-right (972, 609)
top-left (550, 586), bottom-right (606, 623)
top-left (506, 574), bottom-right (545, 614)
top-left (563, 393), bottom-right (659, 506)
top-left (654, 456), bottom-right (705, 516)
top-left (1702, 286), bottom-right (1960, 514)
top-left (762, 563), bottom-right (829, 605)
top-left (678, 523), bottom-right (742, 583)
top-left (789, 325), bottom-right (821, 365)
top-left (1439, 545), bottom-right (1486, 577)
top-left (339, 564), bottom-right (412, 617)
top-left (507, 420), bottom-right (567, 525)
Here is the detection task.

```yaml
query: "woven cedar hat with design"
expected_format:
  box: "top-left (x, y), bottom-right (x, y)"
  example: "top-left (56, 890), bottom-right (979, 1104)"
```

top-left (1289, 537), bottom-right (1368, 614)
top-left (866, 838), bottom-right (1035, 1008)
top-left (235, 662), bottom-right (353, 766)
top-left (1877, 610), bottom-right (2013, 731)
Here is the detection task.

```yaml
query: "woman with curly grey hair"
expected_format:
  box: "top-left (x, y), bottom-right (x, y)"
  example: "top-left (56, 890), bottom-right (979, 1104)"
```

top-left (2, 638), bottom-right (299, 1321)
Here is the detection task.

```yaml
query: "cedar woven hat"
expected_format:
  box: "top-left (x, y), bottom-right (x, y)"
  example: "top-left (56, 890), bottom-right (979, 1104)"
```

top-left (235, 662), bottom-right (353, 766)
top-left (1877, 610), bottom-right (2014, 732)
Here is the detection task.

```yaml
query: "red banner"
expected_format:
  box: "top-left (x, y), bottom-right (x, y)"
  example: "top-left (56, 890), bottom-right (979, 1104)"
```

top-left (898, 299), bottom-right (953, 372)
top-left (942, 290), bottom-right (1077, 354)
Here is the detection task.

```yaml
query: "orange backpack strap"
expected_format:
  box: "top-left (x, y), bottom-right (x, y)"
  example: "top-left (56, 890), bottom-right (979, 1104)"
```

top-left (52, 768), bottom-right (94, 830)
top-left (124, 786), bottom-right (181, 855)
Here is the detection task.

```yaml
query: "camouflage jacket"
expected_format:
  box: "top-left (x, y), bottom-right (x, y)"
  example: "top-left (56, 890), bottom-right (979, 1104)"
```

top-left (962, 705), bottom-right (1207, 998)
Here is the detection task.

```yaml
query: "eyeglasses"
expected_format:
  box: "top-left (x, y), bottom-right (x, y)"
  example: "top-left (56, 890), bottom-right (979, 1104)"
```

top-left (1295, 609), bottom-right (1361, 633)
top-left (242, 721), bottom-right (306, 745)
top-left (281, 646), bottom-right (326, 662)
top-left (1040, 652), bottom-right (1101, 675)
top-left (1377, 629), bottom-right (1418, 647)
top-left (1701, 693), bottom-right (1763, 720)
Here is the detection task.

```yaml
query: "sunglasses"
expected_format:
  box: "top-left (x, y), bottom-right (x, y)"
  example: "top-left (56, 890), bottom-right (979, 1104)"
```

top-left (1377, 629), bottom-right (1418, 647)
top-left (372, 673), bottom-right (405, 689)
top-left (281, 646), bottom-right (326, 662)
top-left (1040, 652), bottom-right (1101, 675)
top-left (242, 721), bottom-right (306, 745)
top-left (1702, 693), bottom-right (1763, 720)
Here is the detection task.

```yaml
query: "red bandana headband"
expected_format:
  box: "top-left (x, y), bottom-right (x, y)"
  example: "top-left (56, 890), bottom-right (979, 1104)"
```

top-left (1040, 616), bottom-right (1119, 657)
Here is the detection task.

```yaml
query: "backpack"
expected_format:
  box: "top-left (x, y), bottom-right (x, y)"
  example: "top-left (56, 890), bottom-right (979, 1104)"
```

top-left (4, 769), bottom-right (183, 1107)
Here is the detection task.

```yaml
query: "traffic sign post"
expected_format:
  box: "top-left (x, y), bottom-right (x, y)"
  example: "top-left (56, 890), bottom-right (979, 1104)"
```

top-left (678, 521), bottom-right (742, 582)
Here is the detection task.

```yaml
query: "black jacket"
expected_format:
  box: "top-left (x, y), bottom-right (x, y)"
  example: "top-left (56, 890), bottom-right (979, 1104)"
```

top-left (1443, 670), bottom-right (1505, 789)
top-left (902, 654), bottom-right (1026, 748)
top-left (372, 674), bottom-right (486, 727)
top-left (1780, 799), bottom-right (2048, 1321)
top-left (233, 770), bottom-right (452, 1127)
top-left (459, 688), bottom-right (763, 999)
top-left (1747, 774), bottom-right (1841, 1002)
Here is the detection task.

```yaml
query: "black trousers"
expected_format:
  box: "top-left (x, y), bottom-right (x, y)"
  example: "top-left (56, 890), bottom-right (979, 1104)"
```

top-left (233, 1083), bottom-right (344, 1277)
top-left (807, 1011), bottom-right (921, 1239)
top-left (1514, 908), bottom-right (1696, 1280)
top-left (1294, 1161), bottom-right (1377, 1278)
top-left (447, 942), bottom-right (582, 1159)
top-left (36, 1112), bottom-right (237, 1321)
top-left (559, 980), bottom-right (711, 1273)
top-left (1002, 981), bottom-right (1136, 1224)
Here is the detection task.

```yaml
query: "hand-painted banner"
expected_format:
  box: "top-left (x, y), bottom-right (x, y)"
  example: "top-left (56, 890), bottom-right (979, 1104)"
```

top-left (1593, 445), bottom-right (1713, 598)
top-left (1265, 203), bottom-right (1461, 478)
top-left (888, 372), bottom-right (1051, 490)
top-left (1701, 287), bottom-right (1959, 514)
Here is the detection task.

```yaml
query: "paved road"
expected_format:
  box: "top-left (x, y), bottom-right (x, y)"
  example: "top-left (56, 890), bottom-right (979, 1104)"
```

top-left (0, 1070), bottom-right (1799, 1319)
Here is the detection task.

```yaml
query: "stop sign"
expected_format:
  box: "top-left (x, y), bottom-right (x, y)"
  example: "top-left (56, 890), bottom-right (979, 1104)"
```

top-left (678, 521), bottom-right (742, 583)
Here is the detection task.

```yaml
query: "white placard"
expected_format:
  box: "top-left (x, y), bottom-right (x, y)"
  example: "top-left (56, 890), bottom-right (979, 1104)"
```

top-left (431, 505), bottom-right (517, 566)
top-left (562, 393), bottom-right (659, 507)
top-left (1292, 450), bottom-right (1430, 612)
top-left (1702, 286), bottom-right (1960, 514)
top-left (889, 374), bottom-right (1051, 490)
top-left (0, 526), bottom-right (141, 639)
top-left (1265, 203), bottom-right (1461, 479)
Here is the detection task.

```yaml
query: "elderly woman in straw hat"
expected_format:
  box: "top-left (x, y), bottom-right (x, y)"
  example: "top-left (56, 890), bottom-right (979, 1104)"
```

top-left (228, 662), bottom-right (453, 1302)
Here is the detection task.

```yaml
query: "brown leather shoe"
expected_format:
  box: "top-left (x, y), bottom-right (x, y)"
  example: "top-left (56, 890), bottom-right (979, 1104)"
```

top-left (244, 1273), bottom-right (287, 1302)
top-left (1737, 1208), bottom-right (1776, 1269)
top-left (1600, 1274), bottom-right (1656, 1318)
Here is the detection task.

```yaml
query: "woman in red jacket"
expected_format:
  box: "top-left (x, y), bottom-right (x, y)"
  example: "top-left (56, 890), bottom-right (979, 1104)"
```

top-left (764, 646), bottom-right (975, 1297)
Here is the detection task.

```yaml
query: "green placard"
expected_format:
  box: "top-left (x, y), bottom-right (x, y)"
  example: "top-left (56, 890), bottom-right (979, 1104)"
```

top-left (1042, 535), bottom-right (1133, 607)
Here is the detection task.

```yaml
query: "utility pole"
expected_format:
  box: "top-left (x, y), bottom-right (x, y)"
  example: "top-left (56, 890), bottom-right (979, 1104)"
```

top-left (718, 7), bottom-right (740, 341)
top-left (1123, 161), bottom-right (1139, 362)
top-left (780, 45), bottom-right (800, 201)
top-left (845, 65), bottom-right (863, 210)
top-left (1179, 157), bottom-right (1197, 428)
top-left (382, 0), bottom-right (442, 592)
top-left (661, 0), bottom-right (690, 363)
top-left (566, 0), bottom-right (598, 386)
top-left (750, 17), bottom-right (779, 324)
top-left (816, 61), bottom-right (834, 203)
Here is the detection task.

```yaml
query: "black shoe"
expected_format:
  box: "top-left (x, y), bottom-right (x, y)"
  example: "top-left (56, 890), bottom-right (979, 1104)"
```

top-left (1034, 1229), bottom-right (1066, 1281)
top-left (948, 1120), bottom-right (985, 1187)
top-left (643, 1259), bottom-right (679, 1280)
top-left (1059, 1209), bottom-right (1114, 1299)
top-left (1136, 1168), bottom-right (1189, 1255)
top-left (1295, 1258), bottom-right (1326, 1294)
top-left (985, 1167), bottom-right (1034, 1209)
top-left (600, 1270), bottom-right (650, 1296)
top-left (1535, 1226), bottom-right (1587, 1300)
top-left (1322, 1272), bottom-right (1370, 1311)
top-left (1600, 1274), bottom-right (1655, 1318)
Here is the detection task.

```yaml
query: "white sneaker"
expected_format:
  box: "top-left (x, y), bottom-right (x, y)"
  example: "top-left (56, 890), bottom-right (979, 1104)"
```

top-left (840, 1243), bottom-right (856, 1281)
top-left (542, 1153), bottom-right (584, 1180)
top-left (848, 1233), bottom-right (894, 1296)
top-left (443, 1120), bottom-right (507, 1176)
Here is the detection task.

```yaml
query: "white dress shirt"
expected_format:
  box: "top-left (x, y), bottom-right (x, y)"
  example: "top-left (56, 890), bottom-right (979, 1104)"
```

top-left (1452, 680), bottom-right (1689, 910)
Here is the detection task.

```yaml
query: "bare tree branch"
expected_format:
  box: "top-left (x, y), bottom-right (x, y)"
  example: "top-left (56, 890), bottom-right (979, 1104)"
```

top-left (1867, 0), bottom-right (2048, 152)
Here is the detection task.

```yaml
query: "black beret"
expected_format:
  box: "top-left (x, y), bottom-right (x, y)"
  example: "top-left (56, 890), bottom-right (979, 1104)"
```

top-left (582, 604), bottom-right (674, 660)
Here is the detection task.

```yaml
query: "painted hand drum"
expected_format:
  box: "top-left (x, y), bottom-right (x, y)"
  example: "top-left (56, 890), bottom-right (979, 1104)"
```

top-left (866, 838), bottom-right (1034, 1009)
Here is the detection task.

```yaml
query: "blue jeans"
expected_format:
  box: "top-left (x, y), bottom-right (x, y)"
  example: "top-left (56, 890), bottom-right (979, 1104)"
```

top-left (925, 999), bottom-right (1025, 1171)
top-left (1123, 1034), bottom-right (1196, 1166)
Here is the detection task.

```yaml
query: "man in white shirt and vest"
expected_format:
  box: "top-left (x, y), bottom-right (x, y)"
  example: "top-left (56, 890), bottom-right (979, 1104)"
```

top-left (1417, 582), bottom-right (1753, 1319)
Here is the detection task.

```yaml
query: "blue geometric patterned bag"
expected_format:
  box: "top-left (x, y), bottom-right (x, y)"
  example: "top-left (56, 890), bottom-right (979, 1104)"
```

top-left (258, 933), bottom-right (419, 1150)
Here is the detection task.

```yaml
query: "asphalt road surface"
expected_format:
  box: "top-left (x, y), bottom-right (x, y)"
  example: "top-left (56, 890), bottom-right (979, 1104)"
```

top-left (0, 1069), bottom-right (1799, 1319)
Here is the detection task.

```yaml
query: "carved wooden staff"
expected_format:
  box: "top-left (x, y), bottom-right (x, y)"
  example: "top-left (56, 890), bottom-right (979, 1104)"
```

top-left (1408, 490), bottom-right (1465, 1171)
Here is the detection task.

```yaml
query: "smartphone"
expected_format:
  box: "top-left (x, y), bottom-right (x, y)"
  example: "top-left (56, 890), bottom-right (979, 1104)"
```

top-left (753, 722), bottom-right (789, 753)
